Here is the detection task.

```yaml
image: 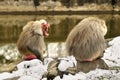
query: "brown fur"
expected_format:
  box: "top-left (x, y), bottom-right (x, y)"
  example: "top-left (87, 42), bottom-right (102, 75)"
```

top-left (17, 21), bottom-right (46, 61)
top-left (66, 17), bottom-right (107, 61)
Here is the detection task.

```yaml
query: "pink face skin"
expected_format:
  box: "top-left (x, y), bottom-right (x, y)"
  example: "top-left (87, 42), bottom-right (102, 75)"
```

top-left (41, 22), bottom-right (50, 37)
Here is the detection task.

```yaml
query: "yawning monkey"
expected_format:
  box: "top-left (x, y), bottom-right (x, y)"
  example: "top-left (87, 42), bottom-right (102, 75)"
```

top-left (17, 19), bottom-right (50, 61)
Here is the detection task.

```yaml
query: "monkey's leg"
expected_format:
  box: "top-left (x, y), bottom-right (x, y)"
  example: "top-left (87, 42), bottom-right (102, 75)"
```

top-left (26, 46), bottom-right (43, 61)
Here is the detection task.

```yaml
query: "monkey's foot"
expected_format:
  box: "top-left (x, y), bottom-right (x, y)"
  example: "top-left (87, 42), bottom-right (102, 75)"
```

top-left (24, 54), bottom-right (37, 60)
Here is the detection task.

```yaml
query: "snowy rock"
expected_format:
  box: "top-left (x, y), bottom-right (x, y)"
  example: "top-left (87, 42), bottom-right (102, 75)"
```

top-left (58, 56), bottom-right (77, 71)
top-left (61, 73), bottom-right (86, 80)
top-left (13, 59), bottom-right (46, 79)
top-left (46, 56), bottom-right (77, 79)
top-left (103, 36), bottom-right (120, 67)
top-left (1, 36), bottom-right (120, 80)
top-left (0, 43), bottom-right (20, 61)
top-left (16, 59), bottom-right (42, 69)
top-left (43, 57), bottom-right (54, 70)
top-left (0, 72), bottom-right (14, 80)
top-left (18, 76), bottom-right (39, 80)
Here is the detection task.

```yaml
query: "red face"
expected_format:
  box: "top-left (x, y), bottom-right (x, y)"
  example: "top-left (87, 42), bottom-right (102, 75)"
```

top-left (41, 23), bottom-right (50, 37)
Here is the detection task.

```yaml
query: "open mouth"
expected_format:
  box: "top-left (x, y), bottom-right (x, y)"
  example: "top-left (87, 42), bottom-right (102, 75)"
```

top-left (43, 28), bottom-right (49, 37)
top-left (42, 24), bottom-right (50, 37)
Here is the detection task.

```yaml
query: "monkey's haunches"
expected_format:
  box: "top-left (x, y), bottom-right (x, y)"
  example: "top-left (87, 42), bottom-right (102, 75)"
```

top-left (24, 54), bottom-right (37, 60)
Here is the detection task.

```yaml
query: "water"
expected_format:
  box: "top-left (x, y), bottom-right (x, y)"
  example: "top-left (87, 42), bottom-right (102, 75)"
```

top-left (0, 14), bottom-right (120, 70)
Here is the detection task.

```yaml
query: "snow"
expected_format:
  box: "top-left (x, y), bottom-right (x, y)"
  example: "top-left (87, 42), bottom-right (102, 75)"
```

top-left (43, 57), bottom-right (54, 71)
top-left (18, 76), bottom-right (39, 80)
top-left (0, 36), bottom-right (120, 80)
top-left (0, 43), bottom-right (20, 61)
top-left (13, 59), bottom-right (46, 79)
top-left (54, 69), bottom-right (120, 80)
top-left (47, 42), bottom-right (67, 58)
top-left (0, 72), bottom-right (14, 80)
top-left (58, 56), bottom-right (77, 71)
top-left (54, 73), bottom-right (86, 80)
top-left (102, 36), bottom-right (120, 67)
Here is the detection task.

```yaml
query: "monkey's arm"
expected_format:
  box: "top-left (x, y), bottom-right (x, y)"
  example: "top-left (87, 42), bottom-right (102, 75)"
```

top-left (24, 30), bottom-right (45, 61)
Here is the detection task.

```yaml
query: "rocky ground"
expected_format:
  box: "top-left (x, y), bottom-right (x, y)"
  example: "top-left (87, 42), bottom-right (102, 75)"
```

top-left (0, 36), bottom-right (120, 80)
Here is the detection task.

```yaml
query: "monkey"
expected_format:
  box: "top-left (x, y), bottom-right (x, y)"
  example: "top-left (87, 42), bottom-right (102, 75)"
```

top-left (17, 19), bottom-right (50, 61)
top-left (66, 17), bottom-right (107, 62)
